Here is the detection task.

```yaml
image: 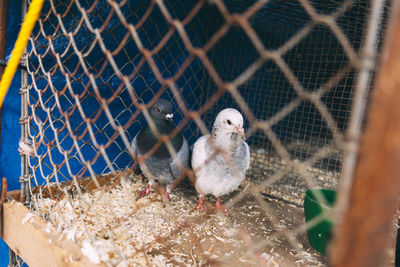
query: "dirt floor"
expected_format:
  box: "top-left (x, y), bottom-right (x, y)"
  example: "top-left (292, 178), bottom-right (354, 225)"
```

top-left (34, 174), bottom-right (327, 266)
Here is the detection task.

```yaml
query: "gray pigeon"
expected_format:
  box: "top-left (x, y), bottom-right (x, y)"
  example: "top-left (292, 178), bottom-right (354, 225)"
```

top-left (191, 108), bottom-right (250, 212)
top-left (131, 99), bottom-right (190, 200)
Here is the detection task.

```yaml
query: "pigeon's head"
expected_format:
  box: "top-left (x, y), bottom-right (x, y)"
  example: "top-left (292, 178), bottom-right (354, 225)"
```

top-left (149, 99), bottom-right (174, 121)
top-left (213, 108), bottom-right (246, 140)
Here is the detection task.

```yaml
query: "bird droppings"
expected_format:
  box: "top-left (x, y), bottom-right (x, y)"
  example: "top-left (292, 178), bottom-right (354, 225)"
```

top-left (33, 175), bottom-right (326, 266)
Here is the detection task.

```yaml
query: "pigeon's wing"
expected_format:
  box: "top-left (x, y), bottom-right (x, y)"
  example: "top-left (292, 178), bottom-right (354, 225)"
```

top-left (169, 138), bottom-right (190, 180)
top-left (191, 135), bottom-right (209, 180)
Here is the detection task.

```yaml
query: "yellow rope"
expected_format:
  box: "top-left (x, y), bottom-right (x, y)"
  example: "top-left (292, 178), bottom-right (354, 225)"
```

top-left (0, 0), bottom-right (45, 108)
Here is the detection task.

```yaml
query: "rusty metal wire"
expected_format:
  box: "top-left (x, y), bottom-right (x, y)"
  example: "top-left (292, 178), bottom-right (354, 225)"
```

top-left (17, 0), bottom-right (389, 265)
top-left (8, 250), bottom-right (24, 267)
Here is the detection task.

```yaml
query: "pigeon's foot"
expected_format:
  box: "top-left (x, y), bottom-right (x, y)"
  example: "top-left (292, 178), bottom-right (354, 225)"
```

top-left (164, 191), bottom-right (170, 202)
top-left (215, 197), bottom-right (231, 214)
top-left (137, 184), bottom-right (151, 200)
top-left (196, 196), bottom-right (207, 213)
top-left (163, 184), bottom-right (172, 202)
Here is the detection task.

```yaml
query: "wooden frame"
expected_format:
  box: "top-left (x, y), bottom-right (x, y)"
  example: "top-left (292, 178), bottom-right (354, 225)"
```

top-left (1, 173), bottom-right (123, 267)
top-left (3, 199), bottom-right (103, 267)
top-left (330, 1), bottom-right (400, 266)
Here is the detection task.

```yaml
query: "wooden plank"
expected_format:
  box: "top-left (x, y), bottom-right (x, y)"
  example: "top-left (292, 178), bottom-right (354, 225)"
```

top-left (2, 201), bottom-right (105, 267)
top-left (329, 1), bottom-right (400, 266)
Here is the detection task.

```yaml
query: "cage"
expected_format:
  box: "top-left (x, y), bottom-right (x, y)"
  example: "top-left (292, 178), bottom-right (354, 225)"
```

top-left (1, 0), bottom-right (398, 266)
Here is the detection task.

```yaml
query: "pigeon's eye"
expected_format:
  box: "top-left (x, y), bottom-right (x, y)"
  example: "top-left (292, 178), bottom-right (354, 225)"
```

top-left (154, 105), bottom-right (161, 112)
top-left (227, 120), bottom-right (232, 125)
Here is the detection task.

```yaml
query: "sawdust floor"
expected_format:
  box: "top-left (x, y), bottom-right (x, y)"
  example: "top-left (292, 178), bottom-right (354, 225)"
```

top-left (40, 175), bottom-right (326, 266)
top-left (162, 181), bottom-right (326, 266)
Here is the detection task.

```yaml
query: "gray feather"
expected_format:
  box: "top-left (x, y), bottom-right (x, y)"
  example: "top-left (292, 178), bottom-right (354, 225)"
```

top-left (169, 138), bottom-right (190, 180)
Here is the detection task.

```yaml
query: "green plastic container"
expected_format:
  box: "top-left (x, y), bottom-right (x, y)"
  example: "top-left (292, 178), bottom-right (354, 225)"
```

top-left (303, 189), bottom-right (337, 255)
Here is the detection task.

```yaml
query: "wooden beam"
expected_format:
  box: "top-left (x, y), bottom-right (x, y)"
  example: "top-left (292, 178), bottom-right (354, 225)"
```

top-left (0, 0), bottom-right (9, 143)
top-left (2, 201), bottom-right (105, 267)
top-left (0, 177), bottom-right (7, 238)
top-left (329, 1), bottom-right (400, 266)
top-left (0, 0), bottom-right (8, 65)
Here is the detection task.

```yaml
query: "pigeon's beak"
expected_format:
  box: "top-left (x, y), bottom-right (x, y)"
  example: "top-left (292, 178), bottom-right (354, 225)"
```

top-left (235, 126), bottom-right (246, 140)
top-left (165, 113), bottom-right (173, 121)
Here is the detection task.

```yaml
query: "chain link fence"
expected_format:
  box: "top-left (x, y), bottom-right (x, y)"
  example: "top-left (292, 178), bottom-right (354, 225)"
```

top-left (16, 0), bottom-right (390, 265)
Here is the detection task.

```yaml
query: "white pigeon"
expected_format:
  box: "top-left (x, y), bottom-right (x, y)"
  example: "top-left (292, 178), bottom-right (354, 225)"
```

top-left (191, 108), bottom-right (250, 212)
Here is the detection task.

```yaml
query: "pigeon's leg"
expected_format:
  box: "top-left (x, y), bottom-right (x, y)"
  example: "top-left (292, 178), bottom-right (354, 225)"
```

top-left (165, 184), bottom-right (172, 201)
top-left (196, 195), bottom-right (207, 213)
top-left (215, 197), bottom-right (231, 214)
top-left (137, 181), bottom-right (153, 199)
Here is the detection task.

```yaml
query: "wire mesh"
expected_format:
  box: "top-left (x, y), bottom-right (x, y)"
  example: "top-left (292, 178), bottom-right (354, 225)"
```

top-left (17, 0), bottom-right (390, 265)
top-left (8, 249), bottom-right (25, 267)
